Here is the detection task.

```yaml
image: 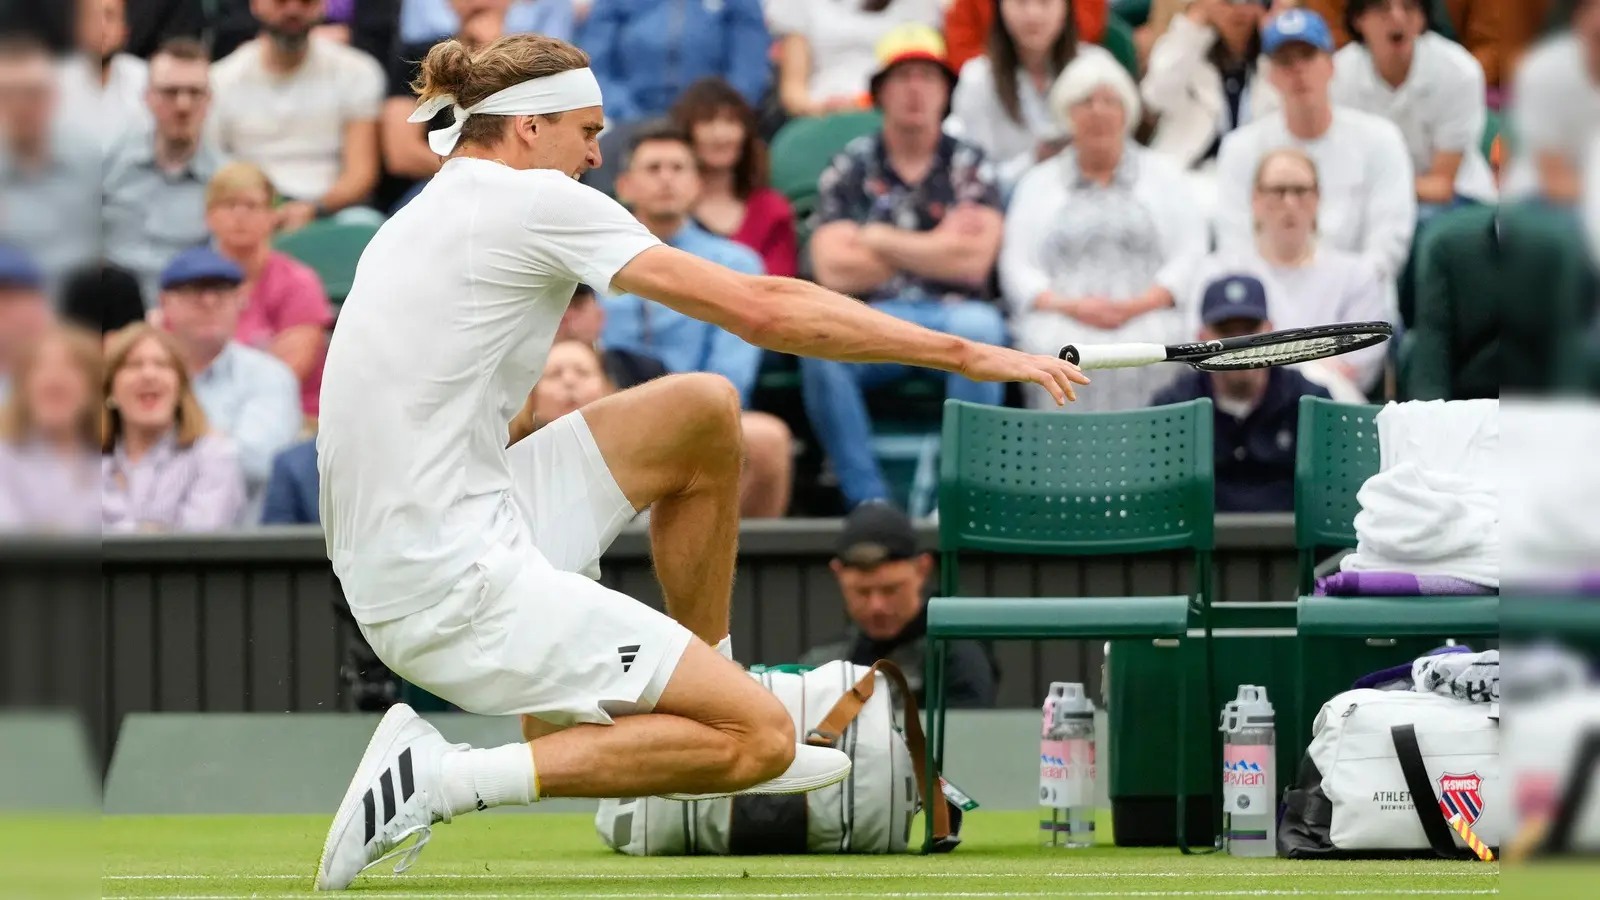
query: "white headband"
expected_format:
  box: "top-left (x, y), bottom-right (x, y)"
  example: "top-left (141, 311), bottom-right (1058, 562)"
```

top-left (408, 67), bottom-right (604, 157)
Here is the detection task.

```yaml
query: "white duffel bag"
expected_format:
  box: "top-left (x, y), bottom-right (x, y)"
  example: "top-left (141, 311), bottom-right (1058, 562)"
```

top-left (1280, 688), bottom-right (1502, 858)
top-left (595, 659), bottom-right (959, 855)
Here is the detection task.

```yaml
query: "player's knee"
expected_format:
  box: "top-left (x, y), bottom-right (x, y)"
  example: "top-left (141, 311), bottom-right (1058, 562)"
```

top-left (727, 694), bottom-right (796, 786)
top-left (669, 374), bottom-right (744, 456)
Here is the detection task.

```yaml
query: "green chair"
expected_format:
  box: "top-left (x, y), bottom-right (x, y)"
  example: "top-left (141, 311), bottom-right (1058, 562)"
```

top-left (1292, 397), bottom-right (1500, 748)
top-left (923, 399), bottom-right (1220, 853)
top-left (768, 111), bottom-right (883, 212)
top-left (1101, 12), bottom-right (1141, 80)
top-left (272, 219), bottom-right (384, 306)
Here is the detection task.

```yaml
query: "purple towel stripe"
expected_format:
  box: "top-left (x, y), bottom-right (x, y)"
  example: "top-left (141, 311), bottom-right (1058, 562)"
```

top-left (1315, 571), bottom-right (1496, 597)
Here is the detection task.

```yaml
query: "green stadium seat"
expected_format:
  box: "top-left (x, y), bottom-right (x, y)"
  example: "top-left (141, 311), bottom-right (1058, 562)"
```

top-left (923, 399), bottom-right (1220, 853)
top-left (1101, 12), bottom-right (1140, 79)
top-left (272, 218), bottom-right (383, 306)
top-left (768, 111), bottom-right (883, 212)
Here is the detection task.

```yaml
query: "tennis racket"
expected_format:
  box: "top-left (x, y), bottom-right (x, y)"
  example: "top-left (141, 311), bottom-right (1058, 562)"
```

top-left (1058, 322), bottom-right (1394, 372)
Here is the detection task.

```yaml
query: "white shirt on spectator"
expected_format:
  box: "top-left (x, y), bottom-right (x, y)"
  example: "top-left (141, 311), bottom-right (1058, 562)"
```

top-left (189, 341), bottom-right (304, 522)
top-left (1141, 12), bottom-right (1279, 171)
top-left (767, 0), bottom-right (942, 106)
top-left (1504, 32), bottom-right (1600, 199)
top-left (1215, 107), bottom-right (1416, 279)
top-left (1331, 31), bottom-right (1496, 204)
top-left (56, 52), bottom-right (150, 151)
top-left (318, 159), bottom-right (661, 623)
top-left (945, 44), bottom-right (1114, 191)
top-left (208, 37), bottom-right (385, 202)
top-left (1156, 245), bottom-right (1394, 392)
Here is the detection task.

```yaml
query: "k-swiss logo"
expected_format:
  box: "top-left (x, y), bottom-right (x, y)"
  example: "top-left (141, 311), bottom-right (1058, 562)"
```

top-left (618, 644), bottom-right (641, 673)
top-left (1438, 772), bottom-right (1485, 825)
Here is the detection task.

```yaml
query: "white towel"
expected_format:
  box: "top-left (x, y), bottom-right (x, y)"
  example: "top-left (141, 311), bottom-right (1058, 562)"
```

top-left (1501, 400), bottom-right (1600, 586)
top-left (1340, 400), bottom-right (1499, 587)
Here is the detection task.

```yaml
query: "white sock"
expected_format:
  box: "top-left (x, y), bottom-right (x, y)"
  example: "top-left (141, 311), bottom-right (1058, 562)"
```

top-left (439, 743), bottom-right (538, 817)
top-left (715, 635), bottom-right (734, 662)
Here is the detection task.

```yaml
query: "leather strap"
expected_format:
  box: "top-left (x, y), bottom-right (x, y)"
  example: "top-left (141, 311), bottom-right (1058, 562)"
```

top-left (805, 660), bottom-right (952, 843)
top-left (1390, 724), bottom-right (1458, 858)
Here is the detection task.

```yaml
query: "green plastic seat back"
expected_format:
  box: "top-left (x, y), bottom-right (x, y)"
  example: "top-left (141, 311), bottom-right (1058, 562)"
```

top-left (1100, 12), bottom-right (1140, 80)
top-left (937, 399), bottom-right (1216, 558)
top-left (768, 111), bottom-right (883, 208)
top-left (1293, 397), bottom-right (1382, 553)
top-left (272, 219), bottom-right (383, 305)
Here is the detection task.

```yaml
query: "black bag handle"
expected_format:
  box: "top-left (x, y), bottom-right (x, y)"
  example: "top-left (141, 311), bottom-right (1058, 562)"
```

top-left (1390, 724), bottom-right (1458, 858)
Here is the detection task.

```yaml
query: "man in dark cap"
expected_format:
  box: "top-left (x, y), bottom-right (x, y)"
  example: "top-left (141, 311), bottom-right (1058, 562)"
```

top-left (1151, 273), bottom-right (1330, 512)
top-left (802, 502), bottom-right (997, 708)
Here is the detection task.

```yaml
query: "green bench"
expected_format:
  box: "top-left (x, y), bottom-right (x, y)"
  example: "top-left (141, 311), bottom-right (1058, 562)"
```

top-left (923, 398), bottom-right (1220, 853)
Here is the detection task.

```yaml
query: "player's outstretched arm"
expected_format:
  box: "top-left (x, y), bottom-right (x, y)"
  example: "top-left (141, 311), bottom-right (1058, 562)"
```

top-left (610, 246), bottom-right (1090, 404)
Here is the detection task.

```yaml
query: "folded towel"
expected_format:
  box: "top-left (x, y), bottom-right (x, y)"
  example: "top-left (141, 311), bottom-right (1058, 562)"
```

top-left (1352, 645), bottom-right (1473, 692)
top-left (1502, 401), bottom-right (1600, 585)
top-left (1341, 400), bottom-right (1499, 587)
top-left (1316, 571), bottom-right (1497, 596)
top-left (1413, 649), bottom-right (1499, 704)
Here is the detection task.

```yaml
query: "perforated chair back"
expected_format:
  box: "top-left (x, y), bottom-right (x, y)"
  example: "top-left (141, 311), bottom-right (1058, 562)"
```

top-left (1293, 397), bottom-right (1381, 592)
top-left (937, 399), bottom-right (1215, 564)
top-left (273, 219), bottom-right (383, 305)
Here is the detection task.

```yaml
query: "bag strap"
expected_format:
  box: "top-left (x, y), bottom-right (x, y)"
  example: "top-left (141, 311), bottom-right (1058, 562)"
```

top-left (1389, 724), bottom-right (1458, 858)
top-left (806, 661), bottom-right (953, 844)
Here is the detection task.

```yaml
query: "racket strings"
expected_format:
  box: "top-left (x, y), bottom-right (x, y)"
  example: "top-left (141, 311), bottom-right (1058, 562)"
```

top-left (1201, 334), bottom-right (1372, 370)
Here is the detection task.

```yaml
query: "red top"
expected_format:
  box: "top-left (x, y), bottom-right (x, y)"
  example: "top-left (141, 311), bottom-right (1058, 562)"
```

top-left (235, 252), bottom-right (334, 417)
top-left (722, 186), bottom-right (800, 279)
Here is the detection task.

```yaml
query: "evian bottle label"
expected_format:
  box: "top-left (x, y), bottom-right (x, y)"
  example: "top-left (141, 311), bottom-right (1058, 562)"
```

top-left (1222, 744), bottom-right (1272, 813)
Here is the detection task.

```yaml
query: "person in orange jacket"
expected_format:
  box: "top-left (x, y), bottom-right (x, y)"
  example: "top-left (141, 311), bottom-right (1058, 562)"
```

top-left (945, 0), bottom-right (1109, 71)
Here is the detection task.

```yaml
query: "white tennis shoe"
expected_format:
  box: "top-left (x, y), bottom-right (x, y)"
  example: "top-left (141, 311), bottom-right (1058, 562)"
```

top-left (661, 743), bottom-right (852, 801)
top-left (314, 703), bottom-right (456, 891)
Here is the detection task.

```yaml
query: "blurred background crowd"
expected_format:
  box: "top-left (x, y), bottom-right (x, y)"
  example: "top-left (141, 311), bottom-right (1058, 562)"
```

top-left (0, 0), bottom-right (1596, 533)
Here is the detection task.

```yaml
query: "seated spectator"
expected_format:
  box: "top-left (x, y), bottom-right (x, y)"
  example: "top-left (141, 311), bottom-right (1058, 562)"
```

top-left (261, 438), bottom-right (320, 524)
top-left (0, 245), bottom-right (52, 404)
top-left (1000, 52), bottom-right (1206, 411)
top-left (206, 162), bottom-right (335, 418)
top-left (944, 0), bottom-right (1109, 73)
top-left (526, 340), bottom-right (794, 518)
top-left (1147, 147), bottom-right (1392, 398)
top-left (60, 264), bottom-right (149, 346)
top-left (799, 501), bottom-right (997, 707)
top-left (557, 283), bottom-right (670, 389)
top-left (209, 0), bottom-right (385, 231)
top-left (670, 78), bottom-right (799, 278)
top-left (602, 121), bottom-right (767, 406)
top-left (399, 0), bottom-right (576, 45)
top-left (770, 0), bottom-right (944, 118)
top-left (803, 26), bottom-right (1006, 510)
top-left (1504, 0), bottom-right (1600, 203)
top-left (57, 0), bottom-right (149, 145)
top-left (946, 0), bottom-right (1118, 193)
top-left (1216, 9), bottom-right (1415, 280)
top-left (157, 247), bottom-right (303, 513)
top-left (578, 0), bottom-right (770, 126)
top-left (0, 36), bottom-right (101, 295)
top-left (0, 324), bottom-right (102, 533)
top-left (101, 324), bottom-right (247, 532)
top-left (1332, 0), bottom-right (1496, 213)
top-left (1151, 274), bottom-right (1331, 512)
top-left (1142, 0), bottom-right (1279, 210)
top-left (103, 38), bottom-right (225, 306)
top-left (383, 0), bottom-right (514, 206)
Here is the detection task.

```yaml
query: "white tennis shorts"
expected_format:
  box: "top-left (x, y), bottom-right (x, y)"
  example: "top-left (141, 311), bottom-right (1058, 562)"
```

top-left (358, 411), bottom-right (694, 727)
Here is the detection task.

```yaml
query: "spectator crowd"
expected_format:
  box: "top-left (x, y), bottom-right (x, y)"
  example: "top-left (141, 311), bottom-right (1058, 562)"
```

top-left (0, 0), bottom-right (1597, 535)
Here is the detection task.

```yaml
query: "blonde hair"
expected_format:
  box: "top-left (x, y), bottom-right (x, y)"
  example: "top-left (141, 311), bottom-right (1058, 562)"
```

top-left (0, 324), bottom-right (103, 447)
top-left (412, 34), bottom-right (591, 149)
top-left (101, 324), bottom-right (211, 454)
top-left (206, 160), bottom-right (277, 209)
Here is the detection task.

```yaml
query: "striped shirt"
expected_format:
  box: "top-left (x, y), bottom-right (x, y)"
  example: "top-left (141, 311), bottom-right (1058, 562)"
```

top-left (101, 432), bottom-right (247, 532)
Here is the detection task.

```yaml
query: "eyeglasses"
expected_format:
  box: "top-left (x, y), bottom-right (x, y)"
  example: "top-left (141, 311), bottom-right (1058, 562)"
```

top-left (152, 86), bottom-right (209, 101)
top-left (1257, 184), bottom-right (1317, 200)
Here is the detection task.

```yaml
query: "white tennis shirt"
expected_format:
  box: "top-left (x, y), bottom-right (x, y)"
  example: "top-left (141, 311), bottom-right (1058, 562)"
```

top-left (317, 158), bottom-right (661, 623)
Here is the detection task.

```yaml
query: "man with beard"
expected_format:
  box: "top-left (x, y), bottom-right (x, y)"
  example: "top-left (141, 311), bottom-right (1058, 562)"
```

top-left (209, 0), bottom-right (384, 231)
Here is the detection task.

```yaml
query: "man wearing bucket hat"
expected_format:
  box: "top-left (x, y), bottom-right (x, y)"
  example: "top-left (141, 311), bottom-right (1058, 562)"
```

top-left (804, 23), bottom-right (1009, 510)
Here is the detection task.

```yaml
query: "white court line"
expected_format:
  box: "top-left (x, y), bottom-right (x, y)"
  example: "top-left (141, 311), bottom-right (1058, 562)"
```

top-left (99, 890), bottom-right (1501, 900)
top-left (103, 871), bottom-right (1499, 881)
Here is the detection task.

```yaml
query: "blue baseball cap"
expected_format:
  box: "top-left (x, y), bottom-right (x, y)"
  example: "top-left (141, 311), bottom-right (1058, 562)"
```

top-left (0, 243), bottom-right (42, 290)
top-left (1201, 274), bottom-right (1270, 325)
top-left (1261, 9), bottom-right (1335, 55)
top-left (160, 246), bottom-right (244, 290)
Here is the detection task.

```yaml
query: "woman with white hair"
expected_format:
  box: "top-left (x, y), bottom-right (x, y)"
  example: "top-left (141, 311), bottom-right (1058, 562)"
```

top-left (1000, 52), bottom-right (1209, 412)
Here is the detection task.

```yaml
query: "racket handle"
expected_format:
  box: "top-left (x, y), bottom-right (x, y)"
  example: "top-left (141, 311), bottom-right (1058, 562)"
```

top-left (1059, 343), bottom-right (1169, 370)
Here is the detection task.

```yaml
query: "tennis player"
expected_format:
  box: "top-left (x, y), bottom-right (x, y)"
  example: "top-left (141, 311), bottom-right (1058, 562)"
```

top-left (313, 34), bottom-right (1089, 889)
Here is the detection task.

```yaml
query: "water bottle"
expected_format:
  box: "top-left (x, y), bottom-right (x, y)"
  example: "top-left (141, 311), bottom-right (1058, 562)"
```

top-left (1039, 682), bottom-right (1096, 847)
top-left (1220, 685), bottom-right (1277, 857)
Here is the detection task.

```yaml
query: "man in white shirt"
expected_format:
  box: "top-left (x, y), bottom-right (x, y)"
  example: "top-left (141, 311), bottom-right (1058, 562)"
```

top-left (1331, 0), bottom-right (1496, 210)
top-left (313, 33), bottom-right (1086, 890)
top-left (1506, 0), bottom-right (1600, 203)
top-left (209, 0), bottom-right (384, 231)
top-left (1214, 9), bottom-right (1416, 280)
top-left (57, 0), bottom-right (149, 146)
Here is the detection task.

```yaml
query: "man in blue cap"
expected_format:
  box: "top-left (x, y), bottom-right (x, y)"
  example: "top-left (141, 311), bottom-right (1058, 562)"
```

top-left (158, 246), bottom-right (302, 518)
top-left (1151, 273), bottom-right (1330, 512)
top-left (0, 243), bottom-right (51, 405)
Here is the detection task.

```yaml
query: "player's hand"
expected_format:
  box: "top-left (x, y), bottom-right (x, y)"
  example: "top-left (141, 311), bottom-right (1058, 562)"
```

top-left (959, 342), bottom-right (1090, 406)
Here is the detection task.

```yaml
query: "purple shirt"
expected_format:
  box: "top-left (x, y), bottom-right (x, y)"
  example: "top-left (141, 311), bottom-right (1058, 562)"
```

top-left (0, 440), bottom-right (101, 533)
top-left (101, 433), bottom-right (247, 532)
